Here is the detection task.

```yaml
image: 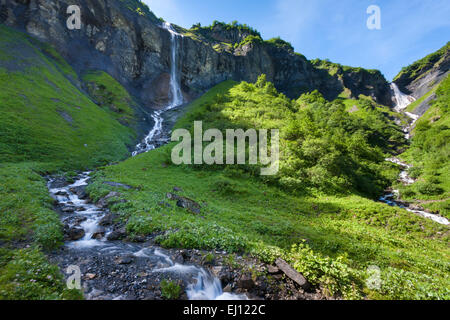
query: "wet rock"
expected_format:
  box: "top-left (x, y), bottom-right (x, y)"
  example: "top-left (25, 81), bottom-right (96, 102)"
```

top-left (97, 192), bottom-right (122, 208)
top-left (92, 228), bottom-right (106, 240)
top-left (237, 275), bottom-right (255, 290)
top-left (223, 284), bottom-right (232, 293)
top-left (106, 227), bottom-right (127, 241)
top-left (70, 186), bottom-right (88, 199)
top-left (55, 190), bottom-right (69, 196)
top-left (50, 177), bottom-right (68, 189)
top-left (66, 227), bottom-right (85, 241)
top-left (61, 206), bottom-right (76, 213)
top-left (99, 213), bottom-right (118, 227)
top-left (116, 254), bottom-right (134, 265)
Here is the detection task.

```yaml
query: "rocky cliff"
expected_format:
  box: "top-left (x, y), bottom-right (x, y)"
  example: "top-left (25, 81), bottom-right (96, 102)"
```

top-left (1, 0), bottom-right (394, 110)
top-left (394, 42), bottom-right (450, 99)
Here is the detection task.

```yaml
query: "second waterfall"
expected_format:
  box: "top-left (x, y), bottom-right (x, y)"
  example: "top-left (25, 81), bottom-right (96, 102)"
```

top-left (133, 22), bottom-right (184, 156)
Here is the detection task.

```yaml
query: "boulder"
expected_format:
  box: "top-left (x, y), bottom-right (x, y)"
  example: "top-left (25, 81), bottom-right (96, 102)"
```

top-left (97, 192), bottom-right (121, 208)
top-left (166, 193), bottom-right (201, 214)
top-left (66, 227), bottom-right (85, 241)
top-left (275, 258), bottom-right (309, 289)
top-left (106, 227), bottom-right (127, 241)
top-left (92, 227), bottom-right (106, 240)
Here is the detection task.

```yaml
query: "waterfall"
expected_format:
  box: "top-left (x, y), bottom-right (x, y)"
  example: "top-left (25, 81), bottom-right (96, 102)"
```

top-left (132, 22), bottom-right (184, 156)
top-left (390, 83), bottom-right (415, 112)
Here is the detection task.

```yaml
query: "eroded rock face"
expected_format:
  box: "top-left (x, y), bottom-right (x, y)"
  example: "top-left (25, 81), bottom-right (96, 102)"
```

top-left (3, 0), bottom-right (393, 108)
top-left (394, 44), bottom-right (450, 99)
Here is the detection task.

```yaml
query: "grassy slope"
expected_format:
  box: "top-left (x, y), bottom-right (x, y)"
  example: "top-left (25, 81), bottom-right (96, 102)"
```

top-left (88, 81), bottom-right (449, 299)
top-left (0, 25), bottom-right (138, 299)
top-left (394, 42), bottom-right (449, 83)
top-left (399, 75), bottom-right (450, 217)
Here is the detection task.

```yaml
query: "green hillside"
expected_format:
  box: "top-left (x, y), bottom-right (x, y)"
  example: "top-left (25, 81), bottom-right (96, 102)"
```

top-left (86, 79), bottom-right (449, 300)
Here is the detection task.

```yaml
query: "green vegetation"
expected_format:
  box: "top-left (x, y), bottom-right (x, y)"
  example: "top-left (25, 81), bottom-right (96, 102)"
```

top-left (0, 26), bottom-right (135, 169)
top-left (399, 75), bottom-right (450, 217)
top-left (82, 70), bottom-right (136, 127)
top-left (0, 25), bottom-right (138, 299)
top-left (160, 279), bottom-right (182, 299)
top-left (405, 84), bottom-right (439, 113)
top-left (87, 78), bottom-right (449, 299)
top-left (175, 75), bottom-right (403, 197)
top-left (118, 0), bottom-right (156, 20)
top-left (311, 59), bottom-right (381, 77)
top-left (191, 20), bottom-right (261, 39)
top-left (394, 42), bottom-right (449, 83)
top-left (264, 37), bottom-right (294, 52)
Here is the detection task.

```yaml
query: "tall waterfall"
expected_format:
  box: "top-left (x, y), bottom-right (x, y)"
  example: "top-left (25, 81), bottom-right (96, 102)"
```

top-left (390, 83), bottom-right (415, 112)
top-left (133, 22), bottom-right (184, 156)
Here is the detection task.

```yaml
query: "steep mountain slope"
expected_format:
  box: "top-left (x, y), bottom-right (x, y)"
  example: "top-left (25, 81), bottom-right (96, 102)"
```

top-left (2, 0), bottom-right (393, 109)
top-left (85, 79), bottom-right (449, 300)
top-left (0, 25), bottom-right (137, 169)
top-left (394, 42), bottom-right (449, 98)
top-left (398, 75), bottom-right (450, 218)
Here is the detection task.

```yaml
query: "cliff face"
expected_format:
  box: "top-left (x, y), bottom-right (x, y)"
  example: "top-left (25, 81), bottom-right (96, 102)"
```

top-left (394, 42), bottom-right (450, 99)
top-left (1, 0), bottom-right (393, 109)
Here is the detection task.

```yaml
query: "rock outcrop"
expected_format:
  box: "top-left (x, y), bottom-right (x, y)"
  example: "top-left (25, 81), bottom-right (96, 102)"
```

top-left (2, 0), bottom-right (395, 110)
top-left (394, 42), bottom-right (450, 99)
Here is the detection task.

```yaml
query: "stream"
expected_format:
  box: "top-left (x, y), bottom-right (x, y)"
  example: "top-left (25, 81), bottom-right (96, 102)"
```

top-left (379, 85), bottom-right (449, 225)
top-left (46, 22), bottom-right (248, 300)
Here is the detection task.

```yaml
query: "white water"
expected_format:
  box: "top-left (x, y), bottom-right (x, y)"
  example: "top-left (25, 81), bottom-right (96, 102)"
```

top-left (132, 22), bottom-right (184, 156)
top-left (390, 83), bottom-right (415, 112)
top-left (48, 173), bottom-right (248, 300)
top-left (381, 87), bottom-right (449, 225)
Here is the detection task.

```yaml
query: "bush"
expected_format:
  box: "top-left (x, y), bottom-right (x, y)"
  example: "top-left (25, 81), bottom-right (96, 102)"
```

top-left (160, 279), bottom-right (182, 299)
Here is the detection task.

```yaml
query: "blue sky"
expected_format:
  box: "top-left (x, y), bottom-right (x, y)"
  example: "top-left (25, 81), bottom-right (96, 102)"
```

top-left (143, 0), bottom-right (450, 80)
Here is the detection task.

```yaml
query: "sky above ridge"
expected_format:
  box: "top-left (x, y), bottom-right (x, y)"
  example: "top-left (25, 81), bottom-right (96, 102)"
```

top-left (142, 0), bottom-right (450, 81)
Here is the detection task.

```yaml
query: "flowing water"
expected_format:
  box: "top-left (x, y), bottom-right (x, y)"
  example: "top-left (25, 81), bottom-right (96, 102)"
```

top-left (48, 22), bottom-right (248, 300)
top-left (132, 22), bottom-right (184, 156)
top-left (380, 86), bottom-right (449, 225)
top-left (390, 83), bottom-right (416, 112)
top-left (48, 172), bottom-right (248, 300)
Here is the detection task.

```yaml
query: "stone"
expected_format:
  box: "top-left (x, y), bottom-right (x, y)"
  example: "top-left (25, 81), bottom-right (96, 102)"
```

top-left (267, 265), bottom-right (280, 274)
top-left (92, 228), bottom-right (106, 240)
top-left (275, 258), bottom-right (309, 289)
top-left (97, 192), bottom-right (121, 208)
top-left (99, 213), bottom-right (118, 227)
top-left (236, 275), bottom-right (255, 290)
top-left (85, 273), bottom-right (96, 280)
top-left (67, 227), bottom-right (85, 241)
top-left (116, 255), bottom-right (134, 265)
top-left (106, 227), bottom-right (126, 241)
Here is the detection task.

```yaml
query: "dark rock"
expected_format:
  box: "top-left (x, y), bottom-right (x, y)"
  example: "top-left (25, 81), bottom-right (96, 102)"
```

top-left (99, 213), bottom-right (118, 227)
top-left (92, 228), bottom-right (106, 240)
top-left (61, 206), bottom-right (75, 213)
top-left (236, 274), bottom-right (255, 290)
top-left (66, 227), bottom-right (85, 241)
top-left (173, 187), bottom-right (183, 192)
top-left (167, 193), bottom-right (201, 214)
top-left (267, 265), bottom-right (280, 274)
top-left (116, 254), bottom-right (134, 265)
top-left (275, 258), bottom-right (309, 289)
top-left (97, 192), bottom-right (122, 208)
top-left (107, 227), bottom-right (127, 241)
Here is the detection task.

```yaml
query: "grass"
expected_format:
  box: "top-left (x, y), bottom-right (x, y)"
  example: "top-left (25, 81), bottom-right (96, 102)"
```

top-left (399, 75), bottom-right (450, 218)
top-left (394, 42), bottom-right (449, 84)
top-left (87, 81), bottom-right (450, 299)
top-left (0, 25), bottom-right (140, 299)
top-left (405, 85), bottom-right (439, 113)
